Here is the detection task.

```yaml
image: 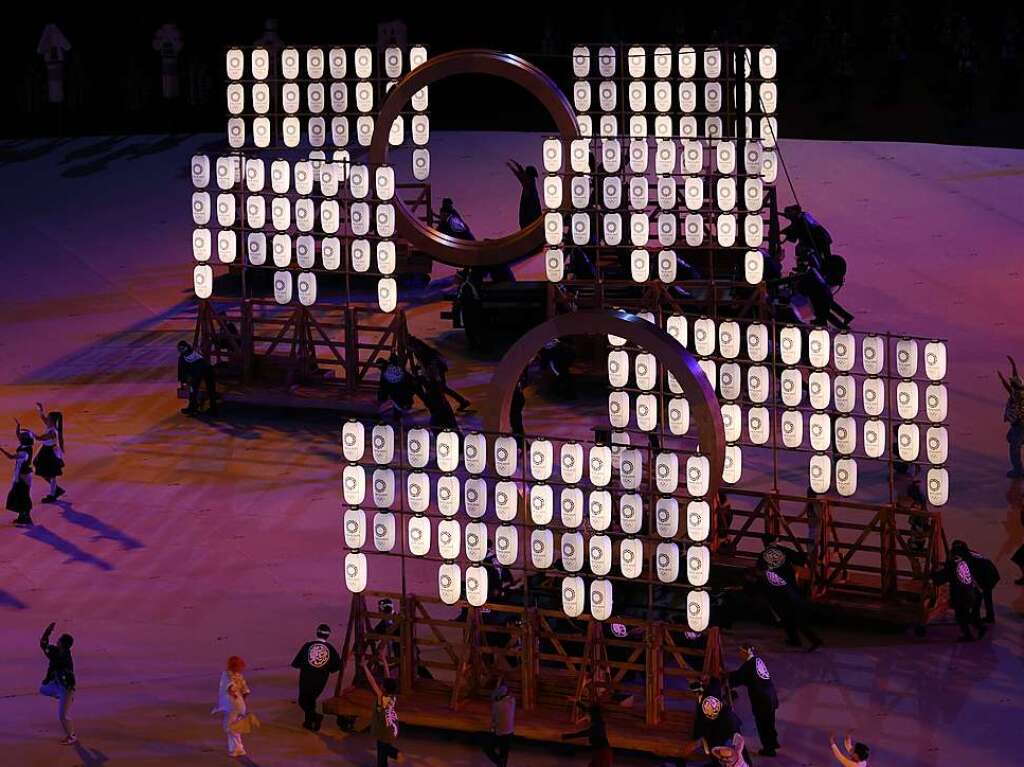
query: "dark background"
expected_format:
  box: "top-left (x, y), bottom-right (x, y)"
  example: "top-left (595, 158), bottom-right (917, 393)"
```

top-left (4, 1), bottom-right (1022, 147)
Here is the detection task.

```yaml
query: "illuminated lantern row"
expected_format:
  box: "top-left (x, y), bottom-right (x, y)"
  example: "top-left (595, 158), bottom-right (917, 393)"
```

top-left (224, 45), bottom-right (429, 164)
top-left (339, 421), bottom-right (712, 630)
top-left (190, 154), bottom-right (400, 311)
top-left (569, 44), bottom-right (779, 152)
top-left (540, 134), bottom-right (768, 287)
top-left (606, 315), bottom-right (950, 504)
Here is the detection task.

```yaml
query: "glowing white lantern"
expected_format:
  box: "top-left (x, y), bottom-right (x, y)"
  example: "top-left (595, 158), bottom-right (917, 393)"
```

top-left (586, 445), bottom-right (611, 487)
top-left (551, 443), bottom-right (582, 488)
top-left (684, 589), bottom-right (709, 632)
top-left (546, 249), bottom-right (565, 282)
top-left (531, 529), bottom-right (554, 569)
top-left (193, 229), bottom-right (212, 262)
top-left (608, 391), bottom-right (629, 430)
top-left (494, 436), bottom-right (518, 478)
top-left (630, 219), bottom-right (649, 252)
top-left (720, 363), bottom-right (741, 401)
top-left (437, 476), bottom-right (460, 517)
top-left (495, 481), bottom-right (518, 521)
top-left (716, 322), bottom-right (739, 360)
top-left (744, 179), bottom-right (764, 212)
top-left (407, 428), bottom-right (430, 469)
top-left (926, 426), bottom-right (948, 465)
top-left (927, 467), bottom-right (949, 506)
top-left (781, 368), bottom-right (803, 407)
top-left (834, 375), bottom-right (856, 414)
top-left (924, 341), bottom-right (947, 381)
top-left (412, 148), bottom-right (430, 180)
top-left (562, 576), bottom-right (585, 617)
top-left (630, 353), bottom-right (657, 393)
top-left (780, 326), bottom-right (802, 366)
top-left (297, 272), bottom-right (317, 307)
top-left (687, 501), bottom-right (710, 542)
top-left (225, 48), bottom-right (244, 80)
top-left (464, 522), bottom-right (488, 564)
top-left (687, 545), bottom-right (710, 587)
top-left (345, 552), bottom-right (367, 594)
top-left (636, 394), bottom-right (658, 432)
top-left (572, 46), bottom-right (590, 77)
top-left (897, 381), bottom-right (919, 420)
top-left (806, 329), bottom-right (829, 369)
top-left (896, 338), bottom-right (919, 379)
top-left (809, 371), bottom-right (831, 410)
top-left (602, 215), bottom-right (622, 247)
top-left (721, 445), bottom-right (742, 484)
top-left (782, 410), bottom-right (803, 448)
top-left (542, 139), bottom-right (562, 173)
top-left (529, 439), bottom-right (553, 481)
top-left (273, 270), bottom-right (293, 304)
top-left (746, 249), bottom-right (765, 285)
top-left (544, 213), bottom-right (564, 246)
top-left (747, 323), bottom-right (769, 362)
top-left (863, 419), bottom-right (885, 459)
top-left (657, 542), bottom-right (680, 583)
top-left (585, 535), bottom-right (611, 577)
top-left (343, 508), bottom-right (366, 550)
top-left (615, 537), bottom-right (642, 580)
top-left (606, 350), bottom-right (628, 390)
top-left (466, 479), bottom-right (489, 520)
top-left (617, 449), bottom-right (640, 491)
top-left (561, 531), bottom-right (585, 573)
top-left (465, 565), bottom-right (488, 607)
top-left (686, 455), bottom-right (710, 497)
top-left (192, 191), bottom-right (211, 225)
top-left (833, 332), bottom-right (855, 372)
top-left (294, 235), bottom-right (315, 270)
top-left (721, 404), bottom-right (741, 443)
top-left (554, 488), bottom-right (581, 530)
top-left (747, 366), bottom-right (769, 404)
top-left (371, 424), bottom-right (394, 465)
top-left (529, 483), bottom-right (554, 526)
top-left (658, 249), bottom-right (678, 283)
top-left (407, 472), bottom-right (429, 513)
top-left (862, 335), bottom-right (884, 375)
top-left (926, 384), bottom-right (948, 423)
top-left (590, 578), bottom-right (613, 621)
top-left (809, 413), bottom-right (831, 452)
top-left (438, 563), bottom-right (461, 605)
top-left (717, 214), bottom-right (737, 247)
top-left (898, 423), bottom-right (920, 462)
top-left (373, 512), bottom-right (396, 552)
top-left (656, 143), bottom-right (676, 177)
top-left (572, 175), bottom-right (592, 209)
top-left (693, 318), bottom-right (715, 357)
top-left (748, 407), bottom-right (770, 445)
top-left (191, 154), bottom-right (211, 189)
top-left (570, 139), bottom-right (590, 172)
top-left (495, 524), bottom-right (518, 566)
top-left (863, 377), bottom-right (885, 417)
top-left (716, 178), bottom-right (736, 212)
top-left (589, 490), bottom-right (612, 531)
top-left (438, 518), bottom-right (461, 561)
top-left (810, 454), bottom-right (832, 494)
top-left (455, 433), bottom-right (483, 476)
top-left (656, 497), bottom-right (680, 538)
top-left (342, 464), bottom-right (366, 506)
top-left (835, 416), bottom-right (857, 455)
top-left (684, 177), bottom-right (703, 211)
top-left (835, 458), bottom-right (858, 497)
top-left (372, 469), bottom-right (395, 509)
top-left (666, 314), bottom-right (688, 346)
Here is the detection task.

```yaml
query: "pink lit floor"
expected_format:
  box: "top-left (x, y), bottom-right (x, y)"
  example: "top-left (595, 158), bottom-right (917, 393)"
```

top-left (0, 132), bottom-right (1022, 766)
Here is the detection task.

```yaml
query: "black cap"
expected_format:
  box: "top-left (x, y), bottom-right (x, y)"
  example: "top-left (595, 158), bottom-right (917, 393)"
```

top-left (316, 624), bottom-right (331, 639)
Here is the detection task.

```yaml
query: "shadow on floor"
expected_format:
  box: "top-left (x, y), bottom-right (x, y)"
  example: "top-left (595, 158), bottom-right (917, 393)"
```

top-left (59, 502), bottom-right (144, 551)
top-left (0, 589), bottom-right (28, 609)
top-left (24, 525), bottom-right (114, 571)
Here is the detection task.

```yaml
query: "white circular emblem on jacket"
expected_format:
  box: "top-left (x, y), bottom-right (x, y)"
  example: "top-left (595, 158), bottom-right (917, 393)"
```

top-left (755, 658), bottom-right (771, 680)
top-left (307, 642), bottom-right (330, 668)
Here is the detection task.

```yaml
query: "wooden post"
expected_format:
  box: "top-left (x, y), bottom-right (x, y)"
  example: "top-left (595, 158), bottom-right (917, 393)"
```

top-left (345, 305), bottom-right (359, 393)
top-left (521, 607), bottom-right (537, 711)
top-left (646, 622), bottom-right (664, 726)
top-left (399, 594), bottom-right (415, 693)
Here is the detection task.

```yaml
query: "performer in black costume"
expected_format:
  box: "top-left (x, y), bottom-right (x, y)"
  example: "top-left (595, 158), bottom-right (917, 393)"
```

top-left (3, 428), bottom-right (35, 525)
top-left (691, 677), bottom-right (751, 764)
top-left (29, 402), bottom-right (65, 503)
top-left (932, 552), bottom-right (987, 641)
top-left (756, 536), bottom-right (822, 651)
top-left (176, 341), bottom-right (218, 416)
top-left (728, 642), bottom-right (780, 757)
top-left (949, 540), bottom-right (1000, 623)
top-left (291, 623), bottom-right (342, 731)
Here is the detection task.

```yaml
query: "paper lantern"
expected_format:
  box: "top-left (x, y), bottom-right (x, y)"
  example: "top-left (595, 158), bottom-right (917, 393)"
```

top-left (407, 472), bottom-right (429, 513)
top-left (191, 154), bottom-right (211, 189)
top-left (723, 445), bottom-right (743, 484)
top-left (782, 410), bottom-right (803, 448)
top-left (666, 315), bottom-right (688, 346)
top-left (863, 377), bottom-right (885, 417)
top-left (438, 563), bottom-right (461, 605)
top-left (628, 139), bottom-right (648, 172)
top-left (530, 439), bottom-right (553, 481)
top-left (748, 407), bottom-right (770, 445)
top-left (635, 394), bottom-right (658, 432)
top-left (589, 445), bottom-right (612, 487)
top-left (271, 233), bottom-right (291, 267)
top-left (897, 381), bottom-right (919, 421)
top-left (715, 363), bottom-right (739, 402)
top-left (926, 384), bottom-right (948, 423)
top-left (687, 501), bottom-right (710, 542)
top-left (927, 467), bottom-right (949, 506)
top-left (542, 139), bottom-right (562, 173)
top-left (412, 148), bottom-right (430, 180)
top-left (342, 464), bottom-right (366, 506)
top-left (377, 278), bottom-right (397, 313)
top-left (495, 524), bottom-right (518, 566)
top-left (657, 542), bottom-right (680, 583)
top-left (717, 404), bottom-right (740, 444)
top-left (589, 490), bottom-right (612, 531)
top-left (465, 565), bottom-right (488, 607)
top-left (896, 338), bottom-right (919, 379)
top-left (406, 428), bottom-right (430, 469)
top-left (530, 483), bottom-right (554, 525)
top-left (745, 250), bottom-right (764, 284)
top-left (687, 545), bottom-right (710, 586)
top-left (834, 416), bottom-right (857, 455)
top-left (193, 264), bottom-right (213, 300)
top-left (372, 469), bottom-right (395, 509)
top-left (561, 442), bottom-right (584, 484)
top-left (924, 341), bottom-right (947, 381)
top-left (531, 529), bottom-right (554, 569)
top-left (616, 493), bottom-right (641, 535)
top-left (686, 455), bottom-right (710, 497)
top-left (244, 231), bottom-right (265, 266)
top-left (656, 497), bottom-right (680, 538)
top-left (668, 397), bottom-right (690, 436)
top-left (350, 239), bottom-right (371, 273)
top-left (651, 452), bottom-right (677, 495)
top-left (589, 535), bottom-right (612, 577)
top-left (809, 371), bottom-right (831, 411)
top-left (495, 481), bottom-right (518, 521)
top-left (217, 230), bottom-right (237, 264)
top-left (862, 335), bottom-right (884, 375)
top-left (562, 576), bottom-right (585, 617)
top-left (371, 424), bottom-right (395, 465)
top-left (561, 532), bottom-right (585, 572)
top-left (691, 318), bottom-right (714, 357)
top-left (545, 248), bottom-right (565, 282)
top-left (926, 426), bottom-right (948, 465)
top-left (863, 418), bottom-right (886, 459)
top-left (273, 270), bottom-right (293, 304)
top-left (438, 519), bottom-right (461, 560)
top-left (744, 178), bottom-right (764, 211)
top-left (698, 360), bottom-right (717, 393)
top-left (464, 478), bottom-right (487, 519)
top-left (712, 323), bottom-right (739, 362)
top-left (619, 449), bottom-right (642, 490)
top-left (808, 329), bottom-right (830, 368)
top-left (464, 432), bottom-right (486, 475)
top-left (373, 512), bottom-right (396, 552)
top-left (191, 192), bottom-right (212, 226)
top-left (571, 139), bottom-right (591, 172)
top-left (345, 552), bottom-right (367, 593)
top-left (809, 413), bottom-right (831, 452)
top-left (809, 454), bottom-right (832, 494)
top-left (215, 156), bottom-right (237, 190)
top-left (716, 177), bottom-right (736, 212)
top-left (560, 487), bottom-right (584, 528)
top-left (836, 458), bottom-right (858, 497)
top-left (297, 272), bottom-right (317, 307)
top-left (343, 509), bottom-right (366, 550)
top-left (572, 175), bottom-right (592, 210)
top-left (495, 436), bottom-right (518, 478)
top-left (747, 323), bottom-right (769, 362)
top-left (192, 228), bottom-right (212, 262)
top-left (465, 522), bottom-right (488, 563)
top-left (833, 375), bottom-right (856, 414)
top-left (590, 578), bottom-right (613, 621)
top-left (780, 326), bottom-right (802, 366)
top-left (833, 332), bottom-right (856, 372)
top-left (687, 590), bottom-right (710, 632)
top-left (630, 353), bottom-right (655, 391)
top-left (780, 368), bottom-right (803, 407)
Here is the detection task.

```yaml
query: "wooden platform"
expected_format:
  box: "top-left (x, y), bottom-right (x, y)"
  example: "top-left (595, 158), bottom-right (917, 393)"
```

top-left (324, 683), bottom-right (697, 758)
top-left (219, 383), bottom-right (381, 415)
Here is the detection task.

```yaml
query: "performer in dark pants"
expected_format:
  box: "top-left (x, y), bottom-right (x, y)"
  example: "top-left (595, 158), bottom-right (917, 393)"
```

top-left (757, 537), bottom-right (822, 651)
top-left (176, 341), bottom-right (218, 416)
top-left (483, 682), bottom-right (516, 767)
top-left (932, 553), bottom-right (987, 641)
top-left (29, 403), bottom-right (65, 503)
top-left (950, 540), bottom-right (1000, 623)
top-left (291, 624), bottom-right (341, 731)
top-left (3, 429), bottom-right (35, 526)
top-left (690, 677), bottom-right (751, 765)
top-left (729, 643), bottom-right (780, 757)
